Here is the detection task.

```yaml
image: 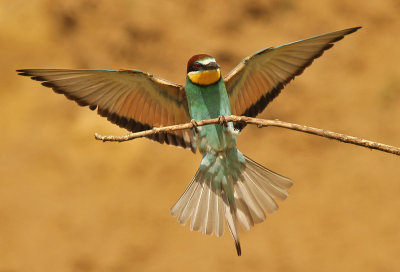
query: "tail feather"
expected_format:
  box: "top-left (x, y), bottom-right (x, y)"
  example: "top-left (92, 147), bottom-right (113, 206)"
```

top-left (235, 197), bottom-right (253, 231)
top-left (245, 156), bottom-right (293, 189)
top-left (215, 188), bottom-right (225, 237)
top-left (170, 153), bottom-right (293, 256)
top-left (223, 190), bottom-right (241, 256)
top-left (181, 176), bottom-right (203, 226)
top-left (235, 156), bottom-right (293, 230)
top-left (246, 164), bottom-right (289, 201)
top-left (171, 170), bottom-right (202, 225)
top-left (235, 179), bottom-right (265, 224)
top-left (204, 185), bottom-right (215, 235)
top-left (242, 171), bottom-right (279, 214)
top-left (191, 176), bottom-right (211, 232)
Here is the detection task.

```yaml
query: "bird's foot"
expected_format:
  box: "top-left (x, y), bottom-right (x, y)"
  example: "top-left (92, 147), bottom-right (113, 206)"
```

top-left (228, 128), bottom-right (240, 136)
top-left (218, 115), bottom-right (228, 127)
top-left (190, 119), bottom-right (199, 133)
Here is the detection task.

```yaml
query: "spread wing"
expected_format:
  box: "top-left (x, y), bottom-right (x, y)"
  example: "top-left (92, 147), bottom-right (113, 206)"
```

top-left (17, 69), bottom-right (196, 152)
top-left (224, 27), bottom-right (361, 130)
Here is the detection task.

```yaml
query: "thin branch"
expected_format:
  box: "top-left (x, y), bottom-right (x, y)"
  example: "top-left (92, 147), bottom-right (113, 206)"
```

top-left (94, 115), bottom-right (400, 156)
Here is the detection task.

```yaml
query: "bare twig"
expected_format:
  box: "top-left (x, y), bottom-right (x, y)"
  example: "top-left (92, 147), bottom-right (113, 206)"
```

top-left (94, 115), bottom-right (400, 156)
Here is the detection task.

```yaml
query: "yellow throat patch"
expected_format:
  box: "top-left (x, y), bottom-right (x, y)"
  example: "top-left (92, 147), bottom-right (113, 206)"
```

top-left (188, 69), bottom-right (221, 85)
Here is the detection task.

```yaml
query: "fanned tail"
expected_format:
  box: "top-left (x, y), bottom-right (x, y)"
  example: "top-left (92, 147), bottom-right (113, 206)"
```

top-left (170, 151), bottom-right (293, 256)
top-left (234, 156), bottom-right (293, 231)
top-left (170, 169), bottom-right (226, 237)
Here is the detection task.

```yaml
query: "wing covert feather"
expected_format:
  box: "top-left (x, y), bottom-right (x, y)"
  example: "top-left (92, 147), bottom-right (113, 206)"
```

top-left (17, 68), bottom-right (196, 152)
top-left (224, 27), bottom-right (361, 130)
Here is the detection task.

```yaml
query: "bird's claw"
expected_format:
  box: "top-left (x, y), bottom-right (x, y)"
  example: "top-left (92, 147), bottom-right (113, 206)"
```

top-left (218, 115), bottom-right (228, 127)
top-left (190, 119), bottom-right (199, 133)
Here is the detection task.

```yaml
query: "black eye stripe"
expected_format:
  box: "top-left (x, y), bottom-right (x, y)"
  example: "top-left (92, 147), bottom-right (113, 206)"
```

top-left (189, 61), bottom-right (219, 72)
top-left (189, 63), bottom-right (202, 72)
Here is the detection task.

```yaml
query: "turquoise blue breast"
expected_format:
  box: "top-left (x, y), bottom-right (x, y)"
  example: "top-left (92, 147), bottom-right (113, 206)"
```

top-left (185, 78), bottom-right (237, 152)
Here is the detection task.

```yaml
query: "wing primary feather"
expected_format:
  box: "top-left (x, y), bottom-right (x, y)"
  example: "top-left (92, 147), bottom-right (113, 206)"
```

top-left (18, 68), bottom-right (194, 151)
top-left (76, 81), bottom-right (117, 106)
top-left (98, 84), bottom-right (127, 112)
top-left (137, 93), bottom-right (152, 127)
top-left (225, 27), bottom-right (361, 128)
top-left (130, 91), bottom-right (147, 121)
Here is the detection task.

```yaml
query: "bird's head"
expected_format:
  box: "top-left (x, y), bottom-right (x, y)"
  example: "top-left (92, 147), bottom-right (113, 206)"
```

top-left (187, 54), bottom-right (221, 85)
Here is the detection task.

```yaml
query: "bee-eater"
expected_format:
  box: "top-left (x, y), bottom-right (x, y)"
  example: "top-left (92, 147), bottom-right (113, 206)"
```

top-left (17, 27), bottom-right (360, 256)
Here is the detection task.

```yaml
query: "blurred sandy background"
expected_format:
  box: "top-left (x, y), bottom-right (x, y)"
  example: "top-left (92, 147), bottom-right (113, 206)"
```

top-left (1, 0), bottom-right (399, 271)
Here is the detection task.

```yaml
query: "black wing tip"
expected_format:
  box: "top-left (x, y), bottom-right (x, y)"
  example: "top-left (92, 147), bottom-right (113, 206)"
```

top-left (329, 26), bottom-right (362, 43)
top-left (98, 109), bottom-right (194, 151)
top-left (89, 105), bottom-right (97, 111)
top-left (16, 69), bottom-right (49, 82)
top-left (41, 81), bottom-right (54, 87)
top-left (16, 69), bottom-right (32, 76)
top-left (347, 26), bottom-right (362, 33)
top-left (235, 241), bottom-right (242, 256)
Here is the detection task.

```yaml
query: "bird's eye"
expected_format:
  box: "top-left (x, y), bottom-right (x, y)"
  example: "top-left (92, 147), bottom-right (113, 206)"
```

top-left (194, 63), bottom-right (202, 70)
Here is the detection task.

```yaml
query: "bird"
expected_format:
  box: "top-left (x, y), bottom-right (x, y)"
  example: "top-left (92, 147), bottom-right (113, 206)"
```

top-left (17, 26), bottom-right (361, 256)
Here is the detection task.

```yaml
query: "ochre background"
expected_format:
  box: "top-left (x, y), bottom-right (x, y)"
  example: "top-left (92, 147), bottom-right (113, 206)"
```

top-left (1, 1), bottom-right (399, 271)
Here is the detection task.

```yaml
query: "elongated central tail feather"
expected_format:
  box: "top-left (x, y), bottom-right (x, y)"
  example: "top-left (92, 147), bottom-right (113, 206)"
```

top-left (170, 150), bottom-right (293, 256)
top-left (223, 189), bottom-right (241, 256)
